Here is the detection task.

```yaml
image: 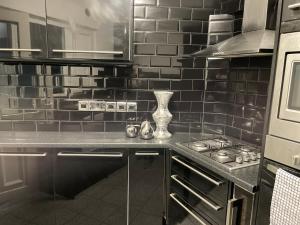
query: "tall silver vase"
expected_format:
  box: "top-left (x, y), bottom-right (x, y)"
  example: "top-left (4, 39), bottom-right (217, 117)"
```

top-left (152, 91), bottom-right (173, 139)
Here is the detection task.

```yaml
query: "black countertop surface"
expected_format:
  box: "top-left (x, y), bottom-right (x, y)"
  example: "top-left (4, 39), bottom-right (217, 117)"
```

top-left (0, 132), bottom-right (259, 192)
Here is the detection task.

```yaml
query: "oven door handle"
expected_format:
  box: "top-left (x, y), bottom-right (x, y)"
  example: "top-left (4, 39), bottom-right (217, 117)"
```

top-left (225, 198), bottom-right (243, 225)
top-left (171, 156), bottom-right (224, 186)
top-left (57, 152), bottom-right (123, 157)
top-left (288, 3), bottom-right (300, 10)
top-left (135, 152), bottom-right (160, 156)
top-left (0, 152), bottom-right (47, 157)
top-left (170, 193), bottom-right (210, 225)
top-left (171, 175), bottom-right (222, 211)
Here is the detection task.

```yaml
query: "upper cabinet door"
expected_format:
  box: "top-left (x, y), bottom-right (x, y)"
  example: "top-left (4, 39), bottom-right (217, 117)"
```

top-left (46, 0), bottom-right (132, 61)
top-left (0, 0), bottom-right (47, 58)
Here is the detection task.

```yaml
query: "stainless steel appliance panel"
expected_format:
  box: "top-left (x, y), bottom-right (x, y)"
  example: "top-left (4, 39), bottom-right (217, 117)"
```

top-left (269, 32), bottom-right (300, 142)
top-left (256, 159), bottom-right (300, 225)
top-left (282, 0), bottom-right (300, 22)
top-left (0, 0), bottom-right (47, 58)
top-left (46, 0), bottom-right (132, 60)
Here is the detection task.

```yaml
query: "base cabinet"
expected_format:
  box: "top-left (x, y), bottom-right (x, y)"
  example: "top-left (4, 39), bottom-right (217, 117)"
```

top-left (53, 148), bottom-right (128, 225)
top-left (0, 148), bottom-right (54, 225)
top-left (129, 149), bottom-right (166, 225)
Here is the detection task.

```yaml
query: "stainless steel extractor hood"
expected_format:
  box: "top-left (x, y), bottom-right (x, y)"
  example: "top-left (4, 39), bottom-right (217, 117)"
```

top-left (191, 0), bottom-right (278, 58)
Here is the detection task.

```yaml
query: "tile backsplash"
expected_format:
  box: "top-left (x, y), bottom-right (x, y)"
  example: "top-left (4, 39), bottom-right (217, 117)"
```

top-left (0, 0), bottom-right (272, 145)
top-left (0, 0), bottom-right (220, 133)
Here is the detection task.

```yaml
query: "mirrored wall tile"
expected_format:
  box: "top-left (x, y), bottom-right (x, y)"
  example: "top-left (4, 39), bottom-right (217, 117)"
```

top-left (21, 87), bottom-right (45, 98)
top-left (37, 121), bottom-right (59, 131)
top-left (82, 122), bottom-right (105, 132)
top-left (0, 121), bottom-right (12, 131)
top-left (59, 100), bottom-right (78, 110)
top-left (35, 99), bottom-right (57, 109)
top-left (0, 64), bottom-right (18, 74)
top-left (9, 98), bottom-right (35, 109)
top-left (46, 111), bottom-right (70, 120)
top-left (105, 121), bottom-right (126, 132)
top-left (46, 87), bottom-right (68, 98)
top-left (225, 126), bottom-right (241, 139)
top-left (138, 68), bottom-right (159, 79)
top-left (115, 90), bottom-right (137, 100)
top-left (60, 122), bottom-right (82, 132)
top-left (127, 79), bottom-right (148, 89)
top-left (181, 90), bottom-right (203, 101)
top-left (241, 130), bottom-right (262, 145)
top-left (92, 67), bottom-right (114, 76)
top-left (169, 102), bottom-right (191, 112)
top-left (149, 80), bottom-right (170, 90)
top-left (70, 66), bottom-right (91, 76)
top-left (168, 122), bottom-right (189, 133)
top-left (24, 110), bottom-right (46, 120)
top-left (69, 88), bottom-right (92, 99)
top-left (13, 121), bottom-right (36, 131)
top-left (180, 113), bottom-right (201, 122)
top-left (137, 91), bottom-right (155, 100)
top-left (190, 122), bottom-right (202, 132)
top-left (1, 109), bottom-right (23, 120)
top-left (70, 111), bottom-right (92, 121)
top-left (232, 117), bottom-right (253, 132)
top-left (160, 68), bottom-right (181, 79)
top-left (203, 123), bottom-right (225, 135)
top-left (0, 75), bottom-right (9, 86)
top-left (93, 89), bottom-right (115, 100)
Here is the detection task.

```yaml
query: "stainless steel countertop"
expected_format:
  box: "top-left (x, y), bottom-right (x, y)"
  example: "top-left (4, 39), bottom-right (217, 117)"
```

top-left (0, 131), bottom-right (259, 192)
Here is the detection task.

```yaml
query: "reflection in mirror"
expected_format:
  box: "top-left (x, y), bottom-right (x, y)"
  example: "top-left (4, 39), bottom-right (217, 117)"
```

top-left (0, 0), bottom-right (47, 58)
top-left (46, 0), bottom-right (131, 60)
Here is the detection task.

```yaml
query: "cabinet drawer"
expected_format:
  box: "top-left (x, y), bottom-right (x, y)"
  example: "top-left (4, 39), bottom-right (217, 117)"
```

top-left (171, 154), bottom-right (229, 206)
top-left (169, 193), bottom-right (215, 225)
top-left (170, 175), bottom-right (226, 225)
top-left (282, 0), bottom-right (300, 22)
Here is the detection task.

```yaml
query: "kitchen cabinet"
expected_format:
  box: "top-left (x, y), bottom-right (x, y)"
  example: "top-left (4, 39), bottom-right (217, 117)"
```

top-left (129, 149), bottom-right (166, 225)
top-left (46, 0), bottom-right (132, 60)
top-left (0, 0), bottom-right (132, 61)
top-left (0, 148), bottom-right (54, 225)
top-left (0, 0), bottom-right (47, 58)
top-left (53, 148), bottom-right (128, 225)
top-left (168, 152), bottom-right (230, 225)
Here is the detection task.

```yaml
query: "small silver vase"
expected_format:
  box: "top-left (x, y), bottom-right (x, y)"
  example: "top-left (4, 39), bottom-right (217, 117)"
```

top-left (152, 91), bottom-right (173, 139)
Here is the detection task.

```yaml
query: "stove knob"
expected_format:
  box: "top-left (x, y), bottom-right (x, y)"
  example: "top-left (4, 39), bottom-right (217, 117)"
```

top-left (235, 156), bottom-right (243, 164)
top-left (243, 154), bottom-right (250, 162)
top-left (250, 152), bottom-right (257, 161)
top-left (257, 153), bottom-right (261, 159)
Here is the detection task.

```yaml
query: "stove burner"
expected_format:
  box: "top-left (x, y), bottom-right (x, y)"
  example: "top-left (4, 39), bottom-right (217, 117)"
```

top-left (217, 150), bottom-right (228, 156)
top-left (239, 146), bottom-right (252, 152)
top-left (212, 150), bottom-right (235, 164)
top-left (188, 141), bottom-right (209, 151)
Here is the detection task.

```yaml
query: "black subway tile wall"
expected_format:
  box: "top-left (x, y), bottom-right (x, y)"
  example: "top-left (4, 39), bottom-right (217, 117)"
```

top-left (0, 0), bottom-right (220, 133)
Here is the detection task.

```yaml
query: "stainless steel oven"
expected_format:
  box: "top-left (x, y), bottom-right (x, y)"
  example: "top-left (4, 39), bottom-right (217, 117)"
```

top-left (267, 31), bottom-right (300, 169)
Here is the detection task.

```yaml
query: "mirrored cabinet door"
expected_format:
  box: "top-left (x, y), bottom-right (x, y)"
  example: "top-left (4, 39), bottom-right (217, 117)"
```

top-left (46, 0), bottom-right (132, 60)
top-left (0, 0), bottom-right (47, 58)
top-left (0, 148), bottom-right (55, 225)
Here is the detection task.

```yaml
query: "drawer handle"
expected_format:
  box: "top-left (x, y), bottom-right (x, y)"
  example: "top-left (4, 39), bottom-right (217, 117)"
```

top-left (135, 152), bottom-right (159, 156)
top-left (288, 3), bottom-right (300, 10)
top-left (171, 175), bottom-right (222, 211)
top-left (0, 48), bottom-right (42, 52)
top-left (172, 156), bottom-right (224, 186)
top-left (52, 49), bottom-right (123, 55)
top-left (0, 152), bottom-right (47, 157)
top-left (57, 152), bottom-right (123, 157)
top-left (170, 193), bottom-right (210, 225)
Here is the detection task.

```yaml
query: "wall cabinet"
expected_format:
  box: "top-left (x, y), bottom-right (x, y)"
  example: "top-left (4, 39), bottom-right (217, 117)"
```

top-left (129, 149), bottom-right (166, 225)
top-left (0, 0), bottom-right (132, 61)
top-left (0, 0), bottom-right (47, 58)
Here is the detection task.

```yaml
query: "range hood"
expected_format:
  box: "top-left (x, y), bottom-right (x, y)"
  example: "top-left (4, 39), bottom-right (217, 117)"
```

top-left (191, 0), bottom-right (278, 58)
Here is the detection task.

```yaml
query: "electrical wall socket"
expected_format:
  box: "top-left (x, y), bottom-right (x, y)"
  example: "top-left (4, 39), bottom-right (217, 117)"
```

top-left (106, 102), bottom-right (117, 112)
top-left (90, 101), bottom-right (106, 111)
top-left (117, 102), bottom-right (127, 112)
top-left (78, 101), bottom-right (90, 111)
top-left (127, 102), bottom-right (137, 112)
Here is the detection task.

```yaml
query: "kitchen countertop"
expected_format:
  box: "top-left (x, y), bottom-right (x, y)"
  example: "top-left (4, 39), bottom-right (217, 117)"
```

top-left (0, 131), bottom-right (259, 193)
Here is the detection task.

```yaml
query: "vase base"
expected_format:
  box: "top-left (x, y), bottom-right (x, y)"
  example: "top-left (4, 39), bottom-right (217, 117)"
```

top-left (154, 131), bottom-right (172, 139)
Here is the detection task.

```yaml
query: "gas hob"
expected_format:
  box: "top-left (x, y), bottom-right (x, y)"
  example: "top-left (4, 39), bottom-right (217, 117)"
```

top-left (177, 137), bottom-right (261, 171)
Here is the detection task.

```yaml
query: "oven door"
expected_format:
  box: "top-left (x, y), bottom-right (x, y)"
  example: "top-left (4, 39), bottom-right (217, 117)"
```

top-left (269, 31), bottom-right (300, 142)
